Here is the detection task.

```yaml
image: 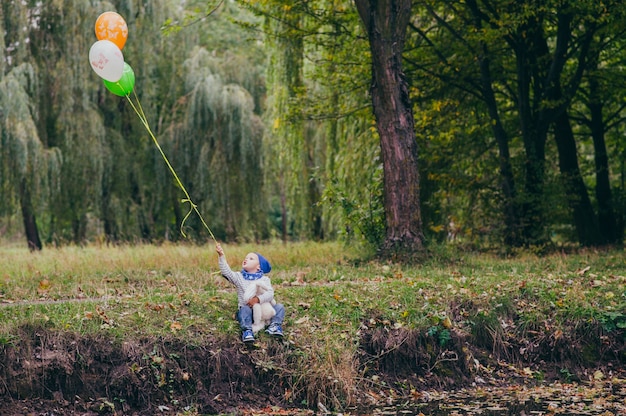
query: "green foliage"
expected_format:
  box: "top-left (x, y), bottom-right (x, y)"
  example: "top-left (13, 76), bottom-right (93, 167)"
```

top-left (405, 0), bottom-right (626, 247)
top-left (161, 46), bottom-right (268, 241)
top-left (599, 311), bottom-right (626, 332)
top-left (320, 176), bottom-right (384, 248)
top-left (2, 0), bottom-right (625, 249)
top-left (427, 325), bottom-right (451, 347)
top-left (0, 63), bottom-right (60, 221)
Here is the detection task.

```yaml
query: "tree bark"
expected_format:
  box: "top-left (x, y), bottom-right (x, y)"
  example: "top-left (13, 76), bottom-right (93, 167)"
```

top-left (513, 17), bottom-right (550, 246)
top-left (19, 178), bottom-right (42, 251)
top-left (466, 0), bottom-right (522, 247)
top-left (355, 0), bottom-right (424, 258)
top-left (553, 111), bottom-right (602, 246)
top-left (588, 59), bottom-right (620, 244)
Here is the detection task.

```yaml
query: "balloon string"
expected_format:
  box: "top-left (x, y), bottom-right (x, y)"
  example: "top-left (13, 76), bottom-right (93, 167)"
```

top-left (122, 91), bottom-right (217, 244)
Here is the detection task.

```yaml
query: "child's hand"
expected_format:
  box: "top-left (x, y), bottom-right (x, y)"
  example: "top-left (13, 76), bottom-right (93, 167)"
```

top-left (216, 243), bottom-right (224, 257)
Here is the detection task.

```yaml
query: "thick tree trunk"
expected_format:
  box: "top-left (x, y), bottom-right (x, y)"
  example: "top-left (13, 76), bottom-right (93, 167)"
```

top-left (355, 0), bottom-right (424, 258)
top-left (19, 178), bottom-right (42, 251)
top-left (553, 111), bottom-right (602, 246)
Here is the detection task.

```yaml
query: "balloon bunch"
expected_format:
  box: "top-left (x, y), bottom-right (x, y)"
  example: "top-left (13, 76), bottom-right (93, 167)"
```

top-left (88, 12), bottom-right (217, 243)
top-left (89, 12), bottom-right (135, 96)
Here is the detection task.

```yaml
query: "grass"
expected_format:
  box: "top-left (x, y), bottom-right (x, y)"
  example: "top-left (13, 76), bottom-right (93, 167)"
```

top-left (1, 242), bottom-right (624, 339)
top-left (0, 241), bottom-right (624, 412)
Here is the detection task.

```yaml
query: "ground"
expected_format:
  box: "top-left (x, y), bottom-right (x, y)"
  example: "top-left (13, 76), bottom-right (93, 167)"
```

top-left (0, 321), bottom-right (624, 415)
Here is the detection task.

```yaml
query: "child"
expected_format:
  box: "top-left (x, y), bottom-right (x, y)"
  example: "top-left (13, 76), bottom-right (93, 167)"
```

top-left (216, 243), bottom-right (285, 343)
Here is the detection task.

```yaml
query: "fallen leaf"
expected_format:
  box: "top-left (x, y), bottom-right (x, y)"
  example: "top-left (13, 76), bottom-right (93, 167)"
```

top-left (295, 316), bottom-right (309, 325)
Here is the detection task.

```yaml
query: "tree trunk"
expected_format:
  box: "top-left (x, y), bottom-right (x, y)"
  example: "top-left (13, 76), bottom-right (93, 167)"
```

top-left (101, 182), bottom-right (118, 243)
top-left (19, 178), bottom-right (42, 251)
top-left (466, 0), bottom-right (522, 247)
top-left (355, 0), bottom-right (424, 258)
top-left (478, 48), bottom-right (521, 246)
top-left (513, 19), bottom-right (550, 246)
top-left (588, 62), bottom-right (620, 245)
top-left (553, 111), bottom-right (602, 246)
top-left (280, 180), bottom-right (288, 243)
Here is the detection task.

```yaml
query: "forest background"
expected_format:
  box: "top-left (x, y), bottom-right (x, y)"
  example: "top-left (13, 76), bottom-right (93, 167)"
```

top-left (1, 0), bottom-right (625, 254)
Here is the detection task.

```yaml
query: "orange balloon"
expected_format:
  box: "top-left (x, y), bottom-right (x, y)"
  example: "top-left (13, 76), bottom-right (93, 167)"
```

top-left (95, 11), bottom-right (128, 50)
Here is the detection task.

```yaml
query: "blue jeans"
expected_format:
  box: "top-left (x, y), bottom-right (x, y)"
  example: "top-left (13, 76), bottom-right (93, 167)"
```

top-left (237, 303), bottom-right (285, 331)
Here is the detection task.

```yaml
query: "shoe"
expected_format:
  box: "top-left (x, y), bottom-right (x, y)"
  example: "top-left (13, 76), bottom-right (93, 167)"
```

top-left (242, 329), bottom-right (255, 343)
top-left (265, 323), bottom-right (283, 337)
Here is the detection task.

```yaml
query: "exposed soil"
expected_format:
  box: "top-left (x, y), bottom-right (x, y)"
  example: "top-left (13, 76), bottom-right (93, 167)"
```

top-left (0, 318), bottom-right (623, 415)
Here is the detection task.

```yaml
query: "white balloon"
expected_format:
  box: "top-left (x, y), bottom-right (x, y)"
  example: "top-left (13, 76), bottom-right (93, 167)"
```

top-left (89, 40), bottom-right (124, 82)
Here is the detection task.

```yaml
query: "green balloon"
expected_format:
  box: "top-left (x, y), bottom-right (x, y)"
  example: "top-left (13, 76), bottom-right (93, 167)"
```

top-left (103, 62), bottom-right (135, 96)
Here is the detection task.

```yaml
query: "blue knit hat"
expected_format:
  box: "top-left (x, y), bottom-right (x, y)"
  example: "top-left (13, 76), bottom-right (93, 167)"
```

top-left (255, 253), bottom-right (271, 274)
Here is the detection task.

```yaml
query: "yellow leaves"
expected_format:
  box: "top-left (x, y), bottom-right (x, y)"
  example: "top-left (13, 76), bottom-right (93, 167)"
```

top-left (432, 100), bottom-right (443, 112)
top-left (38, 278), bottom-right (50, 290)
top-left (430, 224), bottom-right (445, 233)
top-left (37, 278), bottom-right (51, 296)
top-left (593, 370), bottom-right (604, 381)
top-left (170, 321), bottom-right (182, 332)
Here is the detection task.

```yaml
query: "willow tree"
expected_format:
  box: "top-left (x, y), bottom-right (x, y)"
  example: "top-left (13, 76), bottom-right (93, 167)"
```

top-left (354, 0), bottom-right (424, 256)
top-left (293, 2), bottom-right (384, 246)
top-left (0, 65), bottom-right (61, 250)
top-left (17, 1), bottom-right (112, 243)
top-left (103, 0), bottom-right (193, 241)
top-left (159, 47), bottom-right (267, 241)
top-left (1, 3), bottom-right (63, 250)
top-left (260, 2), bottom-right (310, 241)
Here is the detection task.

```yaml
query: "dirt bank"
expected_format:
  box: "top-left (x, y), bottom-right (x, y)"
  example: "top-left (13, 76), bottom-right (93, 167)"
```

top-left (0, 320), bottom-right (623, 415)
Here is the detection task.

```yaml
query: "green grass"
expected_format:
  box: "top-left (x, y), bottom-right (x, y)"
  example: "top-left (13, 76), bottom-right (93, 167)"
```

top-left (1, 243), bottom-right (624, 330)
top-left (1, 241), bottom-right (623, 343)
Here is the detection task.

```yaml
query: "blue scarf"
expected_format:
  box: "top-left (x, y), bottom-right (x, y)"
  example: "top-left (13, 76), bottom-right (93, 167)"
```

top-left (241, 270), bottom-right (263, 281)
